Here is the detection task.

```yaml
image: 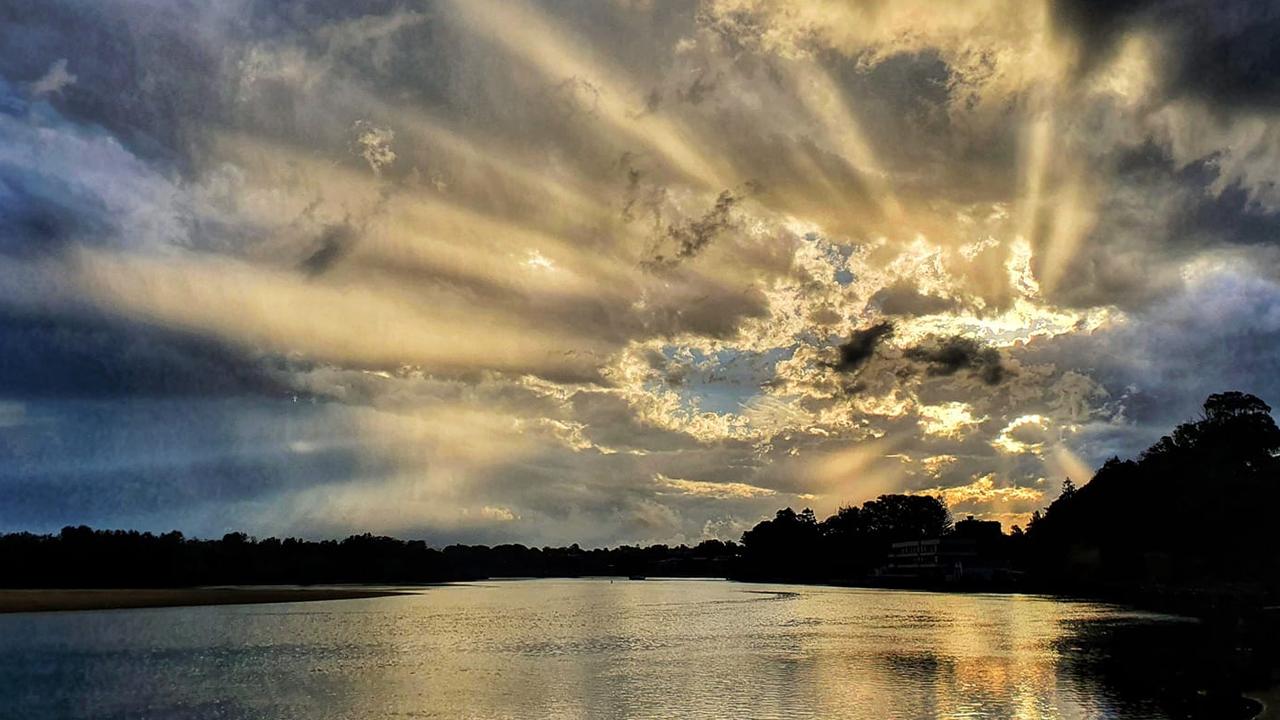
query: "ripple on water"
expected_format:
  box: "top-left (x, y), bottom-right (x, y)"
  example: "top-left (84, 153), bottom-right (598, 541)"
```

top-left (0, 579), bottom-right (1194, 720)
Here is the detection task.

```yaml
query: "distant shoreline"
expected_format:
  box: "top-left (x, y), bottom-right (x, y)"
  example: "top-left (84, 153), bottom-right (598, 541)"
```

top-left (0, 587), bottom-right (409, 614)
top-left (2, 576), bottom-right (1265, 616)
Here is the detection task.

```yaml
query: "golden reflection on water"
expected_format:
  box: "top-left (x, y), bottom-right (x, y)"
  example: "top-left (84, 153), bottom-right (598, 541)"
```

top-left (0, 579), bottom-right (1181, 719)
top-left (353, 580), bottom-right (1168, 719)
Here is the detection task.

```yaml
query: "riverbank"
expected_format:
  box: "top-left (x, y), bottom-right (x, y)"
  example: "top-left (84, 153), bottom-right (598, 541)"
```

top-left (0, 587), bottom-right (409, 613)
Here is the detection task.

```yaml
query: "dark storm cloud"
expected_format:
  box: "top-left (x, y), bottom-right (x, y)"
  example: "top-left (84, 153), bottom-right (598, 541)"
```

top-left (833, 321), bottom-right (894, 372)
top-left (1182, 180), bottom-right (1280, 247)
top-left (1023, 266), bottom-right (1280, 428)
top-left (0, 397), bottom-right (376, 534)
top-left (1043, 141), bottom-right (1280, 311)
top-left (0, 447), bottom-right (361, 530)
top-left (0, 80), bottom-right (132, 254)
top-left (1110, 143), bottom-right (1280, 248)
top-left (0, 0), bottom-right (224, 170)
top-left (1055, 0), bottom-right (1280, 107)
top-left (1051, 0), bottom-right (1157, 60)
top-left (0, 161), bottom-right (112, 253)
top-left (905, 336), bottom-right (1009, 385)
top-left (1, 0), bottom-right (450, 180)
top-left (0, 310), bottom-right (298, 400)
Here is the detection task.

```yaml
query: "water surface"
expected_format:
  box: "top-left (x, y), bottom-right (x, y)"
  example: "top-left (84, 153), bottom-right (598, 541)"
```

top-left (0, 579), bottom-right (1198, 719)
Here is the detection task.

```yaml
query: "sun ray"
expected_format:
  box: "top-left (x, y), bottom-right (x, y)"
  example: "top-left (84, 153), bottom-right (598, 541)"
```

top-left (445, 0), bottom-right (730, 191)
top-left (784, 60), bottom-right (903, 223)
top-left (1014, 0), bottom-right (1057, 257)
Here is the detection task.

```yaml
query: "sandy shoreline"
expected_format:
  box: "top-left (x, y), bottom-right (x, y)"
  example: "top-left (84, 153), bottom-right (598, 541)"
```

top-left (0, 587), bottom-right (409, 613)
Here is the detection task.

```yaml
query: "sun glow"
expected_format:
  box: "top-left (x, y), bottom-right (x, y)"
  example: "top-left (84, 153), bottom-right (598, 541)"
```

top-left (8, 0), bottom-right (1248, 542)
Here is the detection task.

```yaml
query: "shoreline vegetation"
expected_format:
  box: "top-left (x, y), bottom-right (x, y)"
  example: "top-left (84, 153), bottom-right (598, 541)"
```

top-left (5, 394), bottom-right (1278, 610)
top-left (3, 391), bottom-right (1278, 715)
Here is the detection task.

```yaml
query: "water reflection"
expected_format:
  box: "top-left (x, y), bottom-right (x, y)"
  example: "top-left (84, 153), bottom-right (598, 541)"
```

top-left (0, 579), bottom-right (1217, 719)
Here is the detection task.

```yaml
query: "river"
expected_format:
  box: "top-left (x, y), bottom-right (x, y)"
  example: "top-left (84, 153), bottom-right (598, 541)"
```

top-left (0, 578), bottom-right (1221, 719)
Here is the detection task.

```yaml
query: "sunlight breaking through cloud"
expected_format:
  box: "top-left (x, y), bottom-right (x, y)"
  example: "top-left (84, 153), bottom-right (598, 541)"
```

top-left (3, 0), bottom-right (1279, 541)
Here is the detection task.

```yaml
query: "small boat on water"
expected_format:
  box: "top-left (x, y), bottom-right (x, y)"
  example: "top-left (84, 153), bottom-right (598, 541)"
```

top-left (628, 575), bottom-right (646, 581)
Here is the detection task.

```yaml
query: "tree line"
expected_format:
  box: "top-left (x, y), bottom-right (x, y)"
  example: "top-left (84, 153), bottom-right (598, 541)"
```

top-left (2, 391), bottom-right (1277, 601)
top-left (733, 494), bottom-right (954, 582)
top-left (733, 391), bottom-right (1280, 599)
top-left (0, 527), bottom-right (740, 588)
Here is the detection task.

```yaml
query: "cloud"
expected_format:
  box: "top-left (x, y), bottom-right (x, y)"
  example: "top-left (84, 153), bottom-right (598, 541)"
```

top-left (905, 336), bottom-right (1010, 385)
top-left (67, 247), bottom-right (614, 382)
top-left (1053, 0), bottom-right (1280, 108)
top-left (991, 415), bottom-right (1051, 455)
top-left (350, 120), bottom-right (396, 175)
top-left (917, 402), bottom-right (986, 439)
top-left (0, 398), bottom-right (371, 532)
top-left (834, 321), bottom-right (893, 372)
top-left (914, 473), bottom-right (1042, 507)
top-left (869, 282), bottom-right (958, 317)
top-left (919, 454), bottom-right (957, 478)
top-left (479, 505), bottom-right (519, 522)
top-left (643, 188), bottom-right (747, 270)
top-left (0, 79), bottom-right (181, 254)
top-left (2, 0), bottom-right (1280, 543)
top-left (911, 473), bottom-right (1044, 528)
top-left (0, 309), bottom-right (297, 400)
top-left (30, 59), bottom-right (75, 97)
top-left (654, 473), bottom-right (777, 500)
top-left (298, 223), bottom-right (359, 277)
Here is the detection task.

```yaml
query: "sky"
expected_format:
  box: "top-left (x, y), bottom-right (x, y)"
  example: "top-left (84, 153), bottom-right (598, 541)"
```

top-left (2, 0), bottom-right (1280, 546)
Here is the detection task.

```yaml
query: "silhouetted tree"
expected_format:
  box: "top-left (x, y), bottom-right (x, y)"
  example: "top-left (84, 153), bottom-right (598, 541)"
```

top-left (858, 494), bottom-right (952, 541)
top-left (1025, 391), bottom-right (1280, 593)
top-left (739, 507), bottom-right (824, 579)
top-left (10, 393), bottom-right (1278, 599)
top-left (737, 494), bottom-right (952, 582)
top-left (0, 528), bottom-right (743, 587)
